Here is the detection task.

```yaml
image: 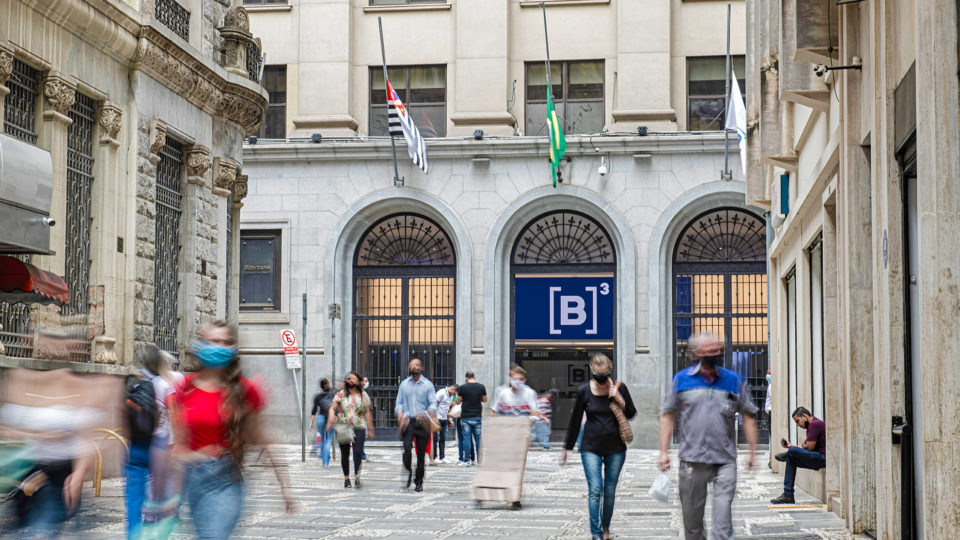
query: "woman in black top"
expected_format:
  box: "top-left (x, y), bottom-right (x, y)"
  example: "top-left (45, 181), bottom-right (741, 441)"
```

top-left (309, 378), bottom-right (334, 466)
top-left (562, 354), bottom-right (636, 540)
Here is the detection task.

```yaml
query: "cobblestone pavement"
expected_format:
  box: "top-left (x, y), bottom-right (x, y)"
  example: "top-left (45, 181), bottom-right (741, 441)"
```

top-left (23, 445), bottom-right (862, 539)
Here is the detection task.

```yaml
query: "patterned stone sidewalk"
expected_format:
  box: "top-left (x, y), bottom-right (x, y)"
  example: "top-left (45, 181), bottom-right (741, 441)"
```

top-left (14, 445), bottom-right (861, 539)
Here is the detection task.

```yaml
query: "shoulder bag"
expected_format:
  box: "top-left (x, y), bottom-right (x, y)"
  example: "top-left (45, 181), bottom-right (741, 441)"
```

top-left (608, 381), bottom-right (634, 444)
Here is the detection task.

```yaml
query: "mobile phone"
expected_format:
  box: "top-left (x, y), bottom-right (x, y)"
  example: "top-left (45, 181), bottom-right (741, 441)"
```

top-left (781, 438), bottom-right (789, 448)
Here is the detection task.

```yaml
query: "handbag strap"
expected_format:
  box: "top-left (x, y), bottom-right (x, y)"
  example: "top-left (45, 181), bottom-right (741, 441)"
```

top-left (608, 384), bottom-right (634, 444)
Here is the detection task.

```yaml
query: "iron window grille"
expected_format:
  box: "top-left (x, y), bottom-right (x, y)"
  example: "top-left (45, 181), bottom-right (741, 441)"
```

top-left (247, 41), bottom-right (263, 83)
top-left (369, 65), bottom-right (446, 138)
top-left (3, 59), bottom-right (41, 144)
top-left (154, 139), bottom-right (184, 358)
top-left (239, 229), bottom-right (281, 311)
top-left (155, 0), bottom-right (190, 41)
top-left (0, 255), bottom-right (33, 359)
top-left (512, 211), bottom-right (615, 266)
top-left (687, 56), bottom-right (746, 131)
top-left (353, 214), bottom-right (456, 436)
top-left (258, 66), bottom-right (286, 139)
top-left (671, 207), bottom-right (769, 444)
top-left (525, 60), bottom-right (604, 136)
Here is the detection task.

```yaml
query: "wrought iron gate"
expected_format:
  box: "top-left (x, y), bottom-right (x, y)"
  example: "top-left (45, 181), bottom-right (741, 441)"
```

top-left (353, 214), bottom-right (456, 435)
top-left (672, 208), bottom-right (769, 442)
top-left (154, 139), bottom-right (184, 358)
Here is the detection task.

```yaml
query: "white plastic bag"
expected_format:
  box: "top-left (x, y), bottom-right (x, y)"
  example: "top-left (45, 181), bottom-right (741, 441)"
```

top-left (648, 472), bottom-right (672, 503)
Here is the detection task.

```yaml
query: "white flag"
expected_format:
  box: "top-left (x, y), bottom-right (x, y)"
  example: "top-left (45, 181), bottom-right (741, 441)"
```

top-left (726, 70), bottom-right (747, 176)
top-left (386, 78), bottom-right (429, 173)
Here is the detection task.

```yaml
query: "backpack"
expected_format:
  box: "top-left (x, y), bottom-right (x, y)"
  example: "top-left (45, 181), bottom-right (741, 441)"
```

top-left (125, 375), bottom-right (158, 445)
top-left (318, 390), bottom-right (335, 416)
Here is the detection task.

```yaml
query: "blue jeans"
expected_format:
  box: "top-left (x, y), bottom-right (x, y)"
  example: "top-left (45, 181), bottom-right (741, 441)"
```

top-left (12, 461), bottom-right (72, 539)
top-left (185, 457), bottom-right (243, 540)
top-left (580, 451), bottom-right (626, 538)
top-left (433, 419), bottom-right (449, 460)
top-left (532, 421), bottom-right (551, 449)
top-left (783, 447), bottom-right (826, 494)
top-left (460, 417), bottom-right (482, 463)
top-left (125, 442), bottom-right (151, 539)
top-left (314, 415), bottom-right (333, 466)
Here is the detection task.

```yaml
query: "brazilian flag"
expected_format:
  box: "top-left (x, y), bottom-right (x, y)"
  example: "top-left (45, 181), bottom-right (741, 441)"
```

top-left (546, 85), bottom-right (566, 187)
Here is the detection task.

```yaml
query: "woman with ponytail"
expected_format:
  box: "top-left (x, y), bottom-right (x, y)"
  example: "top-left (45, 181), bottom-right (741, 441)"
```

top-left (172, 320), bottom-right (294, 539)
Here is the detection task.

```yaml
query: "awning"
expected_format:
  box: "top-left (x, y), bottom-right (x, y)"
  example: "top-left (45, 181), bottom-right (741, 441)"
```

top-left (0, 256), bottom-right (69, 305)
top-left (0, 133), bottom-right (55, 255)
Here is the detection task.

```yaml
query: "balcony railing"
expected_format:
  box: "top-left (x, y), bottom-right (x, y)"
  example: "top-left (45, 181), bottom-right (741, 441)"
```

top-left (156, 0), bottom-right (190, 41)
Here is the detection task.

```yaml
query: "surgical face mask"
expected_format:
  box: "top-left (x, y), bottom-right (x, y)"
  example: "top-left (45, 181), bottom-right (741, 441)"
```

top-left (192, 340), bottom-right (237, 370)
top-left (510, 377), bottom-right (523, 390)
top-left (363, 380), bottom-right (369, 390)
top-left (409, 369), bottom-right (421, 378)
top-left (766, 374), bottom-right (772, 384)
top-left (701, 354), bottom-right (723, 368)
top-left (592, 371), bottom-right (610, 383)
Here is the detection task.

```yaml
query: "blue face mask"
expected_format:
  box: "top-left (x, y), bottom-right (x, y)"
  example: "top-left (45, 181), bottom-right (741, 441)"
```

top-left (193, 340), bottom-right (237, 370)
top-left (766, 374), bottom-right (772, 384)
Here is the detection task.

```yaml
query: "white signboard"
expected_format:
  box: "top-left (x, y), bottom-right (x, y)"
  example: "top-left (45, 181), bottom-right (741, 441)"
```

top-left (281, 329), bottom-right (301, 369)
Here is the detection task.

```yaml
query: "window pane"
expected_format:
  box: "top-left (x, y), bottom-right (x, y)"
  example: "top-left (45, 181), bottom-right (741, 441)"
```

top-left (525, 101), bottom-right (549, 136)
top-left (688, 97), bottom-right (725, 130)
top-left (526, 63), bottom-right (562, 101)
top-left (407, 104), bottom-right (445, 137)
top-left (409, 66), bottom-right (445, 104)
top-left (566, 100), bottom-right (603, 134)
top-left (263, 66), bottom-right (286, 102)
top-left (262, 105), bottom-right (285, 139)
top-left (568, 61), bottom-right (603, 99)
top-left (370, 67), bottom-right (407, 106)
top-left (369, 105), bottom-right (389, 136)
top-left (240, 233), bottom-right (279, 309)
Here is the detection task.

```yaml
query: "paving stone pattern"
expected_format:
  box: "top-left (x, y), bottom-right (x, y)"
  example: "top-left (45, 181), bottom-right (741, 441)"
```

top-left (28, 445), bottom-right (863, 539)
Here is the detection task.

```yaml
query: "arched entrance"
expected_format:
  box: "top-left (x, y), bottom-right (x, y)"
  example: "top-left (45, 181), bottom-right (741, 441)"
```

top-left (353, 213), bottom-right (456, 436)
top-left (511, 210), bottom-right (616, 436)
top-left (672, 207), bottom-right (769, 441)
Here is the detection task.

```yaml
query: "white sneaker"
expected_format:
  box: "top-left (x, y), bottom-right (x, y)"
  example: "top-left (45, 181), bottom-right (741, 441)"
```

top-left (457, 461), bottom-right (469, 467)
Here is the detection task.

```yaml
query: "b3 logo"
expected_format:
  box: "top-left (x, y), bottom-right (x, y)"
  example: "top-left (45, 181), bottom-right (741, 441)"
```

top-left (549, 282), bottom-right (611, 335)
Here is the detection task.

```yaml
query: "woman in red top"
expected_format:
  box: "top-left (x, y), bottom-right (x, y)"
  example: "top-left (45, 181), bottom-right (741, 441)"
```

top-left (172, 320), bottom-right (294, 539)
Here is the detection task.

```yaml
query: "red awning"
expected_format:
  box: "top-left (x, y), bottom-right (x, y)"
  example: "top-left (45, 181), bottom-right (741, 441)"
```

top-left (0, 255), bottom-right (69, 305)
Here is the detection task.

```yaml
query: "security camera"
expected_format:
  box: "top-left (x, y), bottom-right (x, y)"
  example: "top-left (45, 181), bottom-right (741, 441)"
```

top-left (814, 64), bottom-right (828, 77)
top-left (598, 155), bottom-right (608, 177)
top-left (42, 216), bottom-right (56, 227)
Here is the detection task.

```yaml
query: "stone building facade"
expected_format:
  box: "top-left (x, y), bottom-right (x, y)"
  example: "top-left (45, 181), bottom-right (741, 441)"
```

top-left (747, 0), bottom-right (960, 537)
top-left (0, 0), bottom-right (267, 369)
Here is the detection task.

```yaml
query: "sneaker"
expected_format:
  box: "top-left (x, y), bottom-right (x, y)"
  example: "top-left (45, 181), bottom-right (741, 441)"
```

top-left (770, 493), bottom-right (795, 505)
top-left (774, 452), bottom-right (788, 462)
top-left (457, 461), bottom-right (469, 467)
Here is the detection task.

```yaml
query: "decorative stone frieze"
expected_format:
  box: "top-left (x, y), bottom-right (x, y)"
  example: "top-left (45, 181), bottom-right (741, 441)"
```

top-left (149, 119), bottom-right (167, 156)
top-left (99, 104), bottom-right (124, 142)
top-left (232, 174), bottom-right (249, 204)
top-left (131, 27), bottom-right (267, 135)
top-left (92, 336), bottom-right (119, 364)
top-left (43, 73), bottom-right (77, 116)
top-left (212, 157), bottom-right (239, 196)
top-left (0, 49), bottom-right (12, 86)
top-left (219, 6), bottom-right (254, 78)
top-left (185, 144), bottom-right (212, 185)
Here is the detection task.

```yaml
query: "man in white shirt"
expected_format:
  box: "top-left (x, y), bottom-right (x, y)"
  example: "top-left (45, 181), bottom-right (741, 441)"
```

top-left (431, 385), bottom-right (458, 464)
top-left (492, 365), bottom-right (539, 417)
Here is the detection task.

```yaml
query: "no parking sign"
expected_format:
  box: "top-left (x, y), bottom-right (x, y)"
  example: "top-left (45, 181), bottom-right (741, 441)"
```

top-left (280, 329), bottom-right (301, 369)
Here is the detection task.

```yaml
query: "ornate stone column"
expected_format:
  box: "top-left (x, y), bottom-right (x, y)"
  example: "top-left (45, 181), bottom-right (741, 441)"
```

top-left (228, 173), bottom-right (248, 318)
top-left (0, 46), bottom-right (14, 130)
top-left (180, 144), bottom-right (215, 348)
top-left (132, 118), bottom-right (166, 358)
top-left (41, 72), bottom-right (77, 281)
top-left (210, 158), bottom-right (237, 317)
top-left (219, 6), bottom-right (254, 78)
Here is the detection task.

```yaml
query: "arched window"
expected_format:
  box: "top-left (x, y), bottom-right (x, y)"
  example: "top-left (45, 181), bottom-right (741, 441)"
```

top-left (672, 207), bottom-right (769, 441)
top-left (513, 211), bottom-right (615, 266)
top-left (352, 214), bottom-right (456, 436)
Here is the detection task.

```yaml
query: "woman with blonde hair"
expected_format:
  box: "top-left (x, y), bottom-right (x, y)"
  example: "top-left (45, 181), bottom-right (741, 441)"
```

top-left (172, 320), bottom-right (294, 539)
top-left (562, 353), bottom-right (636, 540)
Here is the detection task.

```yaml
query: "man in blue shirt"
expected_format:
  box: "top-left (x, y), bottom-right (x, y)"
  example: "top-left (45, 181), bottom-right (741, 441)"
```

top-left (395, 358), bottom-right (437, 492)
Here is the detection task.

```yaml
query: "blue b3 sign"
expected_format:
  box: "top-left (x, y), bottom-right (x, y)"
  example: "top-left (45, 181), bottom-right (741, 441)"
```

top-left (514, 275), bottom-right (614, 342)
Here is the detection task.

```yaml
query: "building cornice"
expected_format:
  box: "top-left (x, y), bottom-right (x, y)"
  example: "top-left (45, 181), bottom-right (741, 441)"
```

top-left (243, 133), bottom-right (729, 162)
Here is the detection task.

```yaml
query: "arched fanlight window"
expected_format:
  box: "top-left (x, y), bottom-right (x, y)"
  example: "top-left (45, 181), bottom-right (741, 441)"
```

top-left (512, 211), bottom-right (615, 265)
top-left (356, 214), bottom-right (455, 266)
top-left (674, 208), bottom-right (766, 263)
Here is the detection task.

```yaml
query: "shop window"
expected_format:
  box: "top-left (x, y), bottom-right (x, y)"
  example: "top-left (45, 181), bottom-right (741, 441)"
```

top-left (240, 229), bottom-right (281, 311)
top-left (525, 60), bottom-right (604, 136)
top-left (687, 56), bottom-right (745, 131)
top-left (370, 65), bottom-right (446, 137)
top-left (258, 65), bottom-right (287, 139)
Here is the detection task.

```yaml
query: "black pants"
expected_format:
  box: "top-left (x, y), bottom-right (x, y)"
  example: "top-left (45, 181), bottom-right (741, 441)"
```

top-left (340, 429), bottom-right (366, 476)
top-left (432, 420), bottom-right (448, 460)
top-left (402, 422), bottom-right (429, 486)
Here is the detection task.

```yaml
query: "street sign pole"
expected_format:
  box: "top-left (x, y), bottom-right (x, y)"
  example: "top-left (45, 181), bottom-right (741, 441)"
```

top-left (301, 293), bottom-right (307, 463)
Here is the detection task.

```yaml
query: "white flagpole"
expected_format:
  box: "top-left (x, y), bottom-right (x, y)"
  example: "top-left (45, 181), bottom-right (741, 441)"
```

top-left (722, 3), bottom-right (732, 180)
top-left (378, 17), bottom-right (403, 187)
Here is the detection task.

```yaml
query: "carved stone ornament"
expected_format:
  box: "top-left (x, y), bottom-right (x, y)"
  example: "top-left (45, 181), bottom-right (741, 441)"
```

top-left (92, 336), bottom-right (119, 365)
top-left (0, 50), bottom-right (13, 85)
top-left (222, 6), bottom-right (250, 31)
top-left (213, 157), bottom-right (238, 191)
top-left (185, 145), bottom-right (212, 177)
top-left (232, 174), bottom-right (249, 202)
top-left (99, 104), bottom-right (123, 140)
top-left (149, 120), bottom-right (167, 155)
top-left (220, 6), bottom-right (254, 77)
top-left (43, 74), bottom-right (77, 116)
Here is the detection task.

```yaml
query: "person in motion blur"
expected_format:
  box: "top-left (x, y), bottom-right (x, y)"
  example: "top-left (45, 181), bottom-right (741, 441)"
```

top-left (658, 332), bottom-right (758, 540)
top-left (562, 354), bottom-right (636, 540)
top-left (309, 378), bottom-right (335, 466)
top-left (395, 358), bottom-right (437, 492)
top-left (326, 372), bottom-right (374, 488)
top-left (531, 389), bottom-right (555, 450)
top-left (457, 371), bottom-right (486, 466)
top-left (172, 320), bottom-right (294, 539)
top-left (431, 385), bottom-right (458, 465)
top-left (490, 363), bottom-right (540, 508)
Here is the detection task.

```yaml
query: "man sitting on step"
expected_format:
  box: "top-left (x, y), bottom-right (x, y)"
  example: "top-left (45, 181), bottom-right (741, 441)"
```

top-left (770, 406), bottom-right (826, 505)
